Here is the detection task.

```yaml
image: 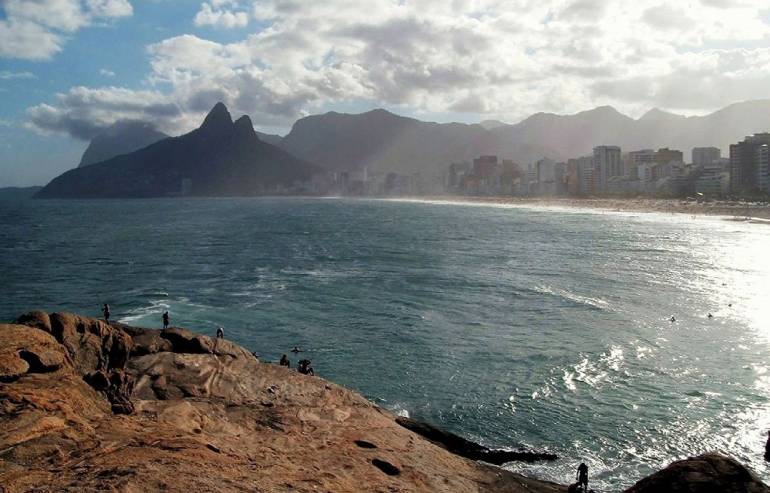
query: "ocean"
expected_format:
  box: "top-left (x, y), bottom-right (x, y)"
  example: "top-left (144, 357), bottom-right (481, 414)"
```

top-left (2, 196), bottom-right (769, 491)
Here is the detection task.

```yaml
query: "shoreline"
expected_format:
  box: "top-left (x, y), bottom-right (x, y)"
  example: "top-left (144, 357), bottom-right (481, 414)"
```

top-left (391, 195), bottom-right (770, 222)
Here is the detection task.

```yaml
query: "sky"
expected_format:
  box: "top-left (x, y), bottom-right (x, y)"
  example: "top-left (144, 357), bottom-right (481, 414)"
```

top-left (2, 0), bottom-right (770, 186)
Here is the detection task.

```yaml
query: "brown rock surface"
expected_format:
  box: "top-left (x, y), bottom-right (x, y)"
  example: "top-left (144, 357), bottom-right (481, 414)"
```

top-left (1, 312), bottom-right (767, 493)
top-left (0, 312), bottom-right (567, 493)
top-left (623, 453), bottom-right (769, 493)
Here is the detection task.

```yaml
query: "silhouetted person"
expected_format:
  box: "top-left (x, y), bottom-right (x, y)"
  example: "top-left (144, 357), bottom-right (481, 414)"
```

top-left (102, 304), bottom-right (110, 322)
top-left (162, 310), bottom-right (169, 330)
top-left (216, 326), bottom-right (224, 339)
top-left (670, 316), bottom-right (676, 322)
top-left (279, 354), bottom-right (290, 367)
top-left (297, 359), bottom-right (314, 375)
top-left (577, 462), bottom-right (588, 491)
top-left (707, 312), bottom-right (714, 319)
top-left (765, 431), bottom-right (770, 461)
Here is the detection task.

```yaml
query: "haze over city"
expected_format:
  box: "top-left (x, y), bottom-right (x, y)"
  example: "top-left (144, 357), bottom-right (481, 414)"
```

top-left (4, 0), bottom-right (770, 186)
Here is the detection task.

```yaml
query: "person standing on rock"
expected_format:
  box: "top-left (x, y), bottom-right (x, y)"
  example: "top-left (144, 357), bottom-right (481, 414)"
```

top-left (279, 354), bottom-right (290, 368)
top-left (576, 462), bottom-right (588, 491)
top-left (102, 303), bottom-right (110, 323)
top-left (216, 326), bottom-right (224, 339)
top-left (764, 431), bottom-right (770, 461)
top-left (162, 311), bottom-right (169, 330)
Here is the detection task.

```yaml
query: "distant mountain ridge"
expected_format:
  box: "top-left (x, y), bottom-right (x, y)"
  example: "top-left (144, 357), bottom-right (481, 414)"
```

top-left (37, 103), bottom-right (319, 198)
top-left (278, 108), bottom-right (555, 181)
top-left (48, 99), bottom-right (770, 196)
top-left (79, 121), bottom-right (168, 167)
top-left (279, 100), bottom-right (770, 181)
top-left (0, 186), bottom-right (42, 200)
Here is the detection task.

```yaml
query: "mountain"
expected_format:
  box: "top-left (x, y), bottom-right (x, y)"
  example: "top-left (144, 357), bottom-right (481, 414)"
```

top-left (478, 119), bottom-right (507, 130)
top-left (78, 121), bottom-right (168, 167)
top-left (0, 186), bottom-right (42, 200)
top-left (37, 103), bottom-right (320, 198)
top-left (279, 100), bottom-right (770, 182)
top-left (279, 109), bottom-right (540, 181)
top-left (491, 106), bottom-right (635, 160)
top-left (255, 131), bottom-right (283, 146)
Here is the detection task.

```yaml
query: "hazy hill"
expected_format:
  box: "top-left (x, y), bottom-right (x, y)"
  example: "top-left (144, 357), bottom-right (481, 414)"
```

top-left (0, 186), bottom-right (42, 200)
top-left (255, 131), bottom-right (283, 146)
top-left (279, 100), bottom-right (770, 178)
top-left (279, 109), bottom-right (556, 180)
top-left (78, 121), bottom-right (168, 167)
top-left (37, 103), bottom-right (319, 198)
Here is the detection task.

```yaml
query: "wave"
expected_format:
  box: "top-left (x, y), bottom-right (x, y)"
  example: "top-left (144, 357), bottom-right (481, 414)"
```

top-left (560, 345), bottom-right (627, 392)
top-left (118, 298), bottom-right (170, 323)
top-left (533, 284), bottom-right (610, 311)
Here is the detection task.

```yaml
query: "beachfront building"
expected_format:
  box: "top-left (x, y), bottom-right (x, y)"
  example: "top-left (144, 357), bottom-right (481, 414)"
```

top-left (593, 146), bottom-right (622, 194)
top-left (757, 144), bottom-right (770, 194)
top-left (729, 133), bottom-right (770, 195)
top-left (692, 147), bottom-right (721, 167)
top-left (447, 162), bottom-right (471, 191)
top-left (565, 156), bottom-right (594, 195)
top-left (695, 172), bottom-right (730, 197)
top-left (656, 148), bottom-right (684, 165)
top-left (500, 159), bottom-right (522, 194)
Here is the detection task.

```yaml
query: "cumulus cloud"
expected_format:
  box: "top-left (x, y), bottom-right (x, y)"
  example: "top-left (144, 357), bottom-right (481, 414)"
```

top-left (194, 2), bottom-right (249, 28)
top-left (23, 0), bottom-right (770, 138)
top-left (0, 0), bottom-right (133, 60)
top-left (26, 86), bottom-right (182, 139)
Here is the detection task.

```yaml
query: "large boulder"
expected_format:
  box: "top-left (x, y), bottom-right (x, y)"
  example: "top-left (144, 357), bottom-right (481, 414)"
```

top-left (0, 324), bottom-right (67, 382)
top-left (159, 326), bottom-right (253, 359)
top-left (115, 324), bottom-right (173, 356)
top-left (624, 453), bottom-right (769, 493)
top-left (16, 311), bottom-right (132, 374)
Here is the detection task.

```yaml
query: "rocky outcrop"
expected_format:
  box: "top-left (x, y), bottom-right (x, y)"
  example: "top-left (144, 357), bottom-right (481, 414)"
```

top-left (1, 311), bottom-right (767, 493)
top-left (16, 311), bottom-right (132, 373)
top-left (0, 311), bottom-right (569, 492)
top-left (624, 453), bottom-right (768, 493)
top-left (396, 416), bottom-right (558, 465)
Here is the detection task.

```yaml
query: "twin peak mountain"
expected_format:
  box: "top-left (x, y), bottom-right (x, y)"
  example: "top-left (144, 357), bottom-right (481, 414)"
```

top-left (37, 103), bottom-right (318, 198)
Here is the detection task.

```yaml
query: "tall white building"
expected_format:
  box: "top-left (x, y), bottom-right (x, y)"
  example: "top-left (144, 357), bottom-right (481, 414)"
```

top-left (593, 146), bottom-right (622, 193)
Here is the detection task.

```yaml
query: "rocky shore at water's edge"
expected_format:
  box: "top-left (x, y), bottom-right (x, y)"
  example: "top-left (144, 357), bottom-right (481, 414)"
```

top-left (1, 311), bottom-right (767, 492)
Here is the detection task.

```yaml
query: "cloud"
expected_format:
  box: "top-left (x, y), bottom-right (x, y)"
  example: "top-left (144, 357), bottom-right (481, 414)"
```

top-left (0, 70), bottom-right (37, 80)
top-left (0, 0), bottom-right (133, 60)
top-left (194, 2), bottom-right (249, 28)
top-left (27, 86), bottom-right (182, 139)
top-left (99, 68), bottom-right (116, 77)
top-left (641, 4), bottom-right (692, 31)
top-left (23, 0), bottom-right (770, 138)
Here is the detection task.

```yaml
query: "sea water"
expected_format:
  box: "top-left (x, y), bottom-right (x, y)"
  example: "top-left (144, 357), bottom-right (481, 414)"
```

top-left (1, 196), bottom-right (769, 491)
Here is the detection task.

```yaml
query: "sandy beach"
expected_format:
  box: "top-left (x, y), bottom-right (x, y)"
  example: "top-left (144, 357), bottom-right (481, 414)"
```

top-left (414, 196), bottom-right (770, 222)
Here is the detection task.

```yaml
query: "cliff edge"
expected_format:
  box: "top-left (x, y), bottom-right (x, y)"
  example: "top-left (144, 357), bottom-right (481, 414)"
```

top-left (1, 312), bottom-right (767, 492)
